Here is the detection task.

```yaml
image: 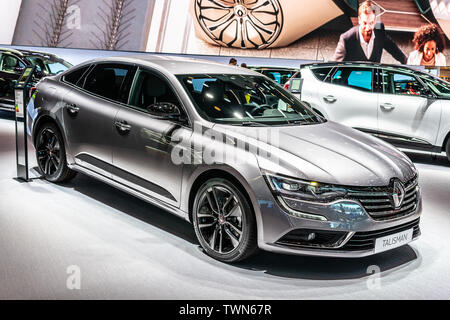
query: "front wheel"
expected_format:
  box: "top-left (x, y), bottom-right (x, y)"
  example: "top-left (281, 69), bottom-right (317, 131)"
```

top-left (192, 178), bottom-right (257, 263)
top-left (445, 139), bottom-right (450, 163)
top-left (35, 123), bottom-right (76, 182)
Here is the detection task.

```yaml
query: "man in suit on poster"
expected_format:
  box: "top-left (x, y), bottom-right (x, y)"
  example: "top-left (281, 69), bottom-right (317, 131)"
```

top-left (333, 0), bottom-right (407, 64)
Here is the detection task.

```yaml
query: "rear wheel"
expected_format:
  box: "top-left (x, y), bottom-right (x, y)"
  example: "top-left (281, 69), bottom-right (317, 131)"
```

top-left (192, 178), bottom-right (257, 263)
top-left (35, 123), bottom-right (76, 182)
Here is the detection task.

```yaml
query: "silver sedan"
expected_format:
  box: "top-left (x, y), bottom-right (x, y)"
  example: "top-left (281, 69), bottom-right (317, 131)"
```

top-left (29, 55), bottom-right (422, 262)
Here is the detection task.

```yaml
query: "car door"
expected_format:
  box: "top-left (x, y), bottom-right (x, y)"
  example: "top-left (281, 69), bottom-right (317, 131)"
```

top-left (316, 66), bottom-right (378, 132)
top-left (111, 67), bottom-right (192, 207)
top-left (377, 69), bottom-right (441, 147)
top-left (62, 63), bottom-right (136, 178)
top-left (0, 53), bottom-right (26, 104)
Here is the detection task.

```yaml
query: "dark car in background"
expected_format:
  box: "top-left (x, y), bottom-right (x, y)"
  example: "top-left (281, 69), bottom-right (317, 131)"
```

top-left (0, 48), bottom-right (72, 111)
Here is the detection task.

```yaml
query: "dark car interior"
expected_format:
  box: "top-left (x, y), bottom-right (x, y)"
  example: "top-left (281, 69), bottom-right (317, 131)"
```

top-left (129, 71), bottom-right (180, 112)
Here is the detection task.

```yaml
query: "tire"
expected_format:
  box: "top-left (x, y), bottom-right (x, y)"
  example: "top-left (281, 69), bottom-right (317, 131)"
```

top-left (446, 139), bottom-right (450, 163)
top-left (35, 122), bottom-right (76, 183)
top-left (192, 178), bottom-right (257, 263)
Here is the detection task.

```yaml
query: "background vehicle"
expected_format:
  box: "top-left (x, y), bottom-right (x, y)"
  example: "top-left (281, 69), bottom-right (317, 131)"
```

top-left (0, 47), bottom-right (72, 111)
top-left (249, 66), bottom-right (298, 86)
top-left (29, 55), bottom-right (421, 263)
top-left (290, 62), bottom-right (450, 161)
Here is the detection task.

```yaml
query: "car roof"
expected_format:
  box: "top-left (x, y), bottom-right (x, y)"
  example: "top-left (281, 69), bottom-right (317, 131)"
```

top-left (86, 54), bottom-right (261, 75)
top-left (301, 61), bottom-right (423, 75)
top-left (19, 50), bottom-right (61, 61)
top-left (250, 66), bottom-right (298, 71)
top-left (0, 47), bottom-right (69, 64)
top-left (0, 47), bottom-right (24, 56)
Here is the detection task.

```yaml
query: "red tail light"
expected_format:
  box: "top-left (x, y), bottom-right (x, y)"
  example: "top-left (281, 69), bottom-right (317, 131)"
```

top-left (284, 83), bottom-right (290, 90)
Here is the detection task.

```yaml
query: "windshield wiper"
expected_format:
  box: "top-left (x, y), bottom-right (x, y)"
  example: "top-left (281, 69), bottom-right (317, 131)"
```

top-left (285, 119), bottom-right (318, 126)
top-left (240, 121), bottom-right (270, 127)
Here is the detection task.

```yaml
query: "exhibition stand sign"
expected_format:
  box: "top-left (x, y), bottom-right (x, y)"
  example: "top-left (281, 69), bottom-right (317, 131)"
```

top-left (14, 65), bottom-right (36, 182)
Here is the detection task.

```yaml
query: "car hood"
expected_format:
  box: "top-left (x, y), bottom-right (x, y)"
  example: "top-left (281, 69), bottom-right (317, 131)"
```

top-left (212, 121), bottom-right (416, 186)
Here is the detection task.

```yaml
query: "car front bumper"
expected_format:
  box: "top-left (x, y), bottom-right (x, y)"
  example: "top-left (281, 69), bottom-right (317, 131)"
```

top-left (252, 175), bottom-right (422, 258)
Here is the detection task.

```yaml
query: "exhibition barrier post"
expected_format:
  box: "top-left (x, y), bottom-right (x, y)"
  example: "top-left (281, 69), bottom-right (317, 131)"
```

top-left (14, 66), bottom-right (36, 182)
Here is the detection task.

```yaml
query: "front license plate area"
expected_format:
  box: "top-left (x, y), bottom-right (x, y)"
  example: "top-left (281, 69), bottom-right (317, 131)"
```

top-left (374, 228), bottom-right (413, 254)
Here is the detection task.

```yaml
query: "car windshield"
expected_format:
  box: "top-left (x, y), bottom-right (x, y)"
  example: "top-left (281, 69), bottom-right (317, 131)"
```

top-left (25, 56), bottom-right (72, 75)
top-left (177, 74), bottom-right (323, 126)
top-left (419, 73), bottom-right (450, 98)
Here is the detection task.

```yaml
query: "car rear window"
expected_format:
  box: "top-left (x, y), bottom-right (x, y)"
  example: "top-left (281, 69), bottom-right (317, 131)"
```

top-left (331, 68), bottom-right (373, 92)
top-left (63, 65), bottom-right (90, 87)
top-left (311, 67), bottom-right (333, 81)
top-left (83, 64), bottom-right (134, 103)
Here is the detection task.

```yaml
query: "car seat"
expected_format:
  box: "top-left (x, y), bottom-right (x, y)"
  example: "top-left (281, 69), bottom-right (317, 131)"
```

top-left (141, 74), bottom-right (168, 107)
top-left (89, 69), bottom-right (117, 100)
top-left (2, 56), bottom-right (18, 72)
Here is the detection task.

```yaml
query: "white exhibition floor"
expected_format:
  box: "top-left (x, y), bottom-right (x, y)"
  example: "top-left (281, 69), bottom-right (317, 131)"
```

top-left (0, 113), bottom-right (449, 299)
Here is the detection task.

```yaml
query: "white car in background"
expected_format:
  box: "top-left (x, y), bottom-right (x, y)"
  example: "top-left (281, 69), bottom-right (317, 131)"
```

top-left (289, 62), bottom-right (450, 162)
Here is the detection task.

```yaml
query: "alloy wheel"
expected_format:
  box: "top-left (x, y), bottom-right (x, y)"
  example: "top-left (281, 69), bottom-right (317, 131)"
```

top-left (36, 128), bottom-right (61, 176)
top-left (196, 184), bottom-right (244, 254)
top-left (194, 0), bottom-right (284, 49)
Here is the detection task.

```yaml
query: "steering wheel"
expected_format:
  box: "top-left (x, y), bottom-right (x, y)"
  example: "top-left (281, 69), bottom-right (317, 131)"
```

top-left (244, 103), bottom-right (271, 116)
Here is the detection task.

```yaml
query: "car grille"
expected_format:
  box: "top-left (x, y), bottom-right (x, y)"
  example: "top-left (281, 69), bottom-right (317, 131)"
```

top-left (347, 175), bottom-right (419, 221)
top-left (339, 218), bottom-right (420, 251)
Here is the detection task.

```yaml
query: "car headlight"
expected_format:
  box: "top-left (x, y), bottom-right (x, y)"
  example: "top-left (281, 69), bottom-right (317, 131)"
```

top-left (265, 172), bottom-right (348, 203)
top-left (263, 172), bottom-right (367, 221)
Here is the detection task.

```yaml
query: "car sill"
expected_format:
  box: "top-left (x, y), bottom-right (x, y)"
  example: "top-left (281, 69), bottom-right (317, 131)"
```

top-left (69, 163), bottom-right (190, 222)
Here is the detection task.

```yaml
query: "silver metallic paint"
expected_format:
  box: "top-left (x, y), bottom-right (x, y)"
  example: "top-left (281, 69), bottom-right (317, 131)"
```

top-left (31, 55), bottom-right (422, 257)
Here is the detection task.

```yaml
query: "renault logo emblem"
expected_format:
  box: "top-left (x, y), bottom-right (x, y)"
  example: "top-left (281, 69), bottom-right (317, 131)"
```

top-left (391, 179), bottom-right (405, 209)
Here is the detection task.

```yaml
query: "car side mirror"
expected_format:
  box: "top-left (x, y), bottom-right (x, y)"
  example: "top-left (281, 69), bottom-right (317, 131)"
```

top-left (289, 78), bottom-right (303, 94)
top-left (421, 88), bottom-right (435, 98)
top-left (147, 102), bottom-right (184, 121)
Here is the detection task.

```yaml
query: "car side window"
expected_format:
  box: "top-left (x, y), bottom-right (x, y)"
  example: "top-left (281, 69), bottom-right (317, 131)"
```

top-left (83, 63), bottom-right (134, 103)
top-left (382, 71), bottom-right (424, 96)
top-left (331, 67), bottom-right (373, 92)
top-left (311, 67), bottom-right (333, 82)
top-left (62, 65), bottom-right (90, 88)
top-left (128, 68), bottom-right (182, 113)
top-left (0, 54), bottom-right (25, 73)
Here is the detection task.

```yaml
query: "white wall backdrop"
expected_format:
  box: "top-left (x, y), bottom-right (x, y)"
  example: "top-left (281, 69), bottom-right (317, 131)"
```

top-left (0, 0), bottom-right (22, 45)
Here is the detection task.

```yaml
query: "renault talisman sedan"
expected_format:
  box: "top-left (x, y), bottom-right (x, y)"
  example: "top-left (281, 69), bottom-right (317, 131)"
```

top-left (29, 55), bottom-right (421, 262)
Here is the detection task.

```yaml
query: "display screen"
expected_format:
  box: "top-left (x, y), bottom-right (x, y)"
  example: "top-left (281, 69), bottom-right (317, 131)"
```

top-left (0, 0), bottom-right (448, 68)
top-left (17, 67), bottom-right (33, 86)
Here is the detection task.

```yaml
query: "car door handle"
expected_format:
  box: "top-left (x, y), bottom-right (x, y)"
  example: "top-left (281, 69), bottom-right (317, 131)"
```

top-left (115, 120), bottom-right (131, 133)
top-left (380, 103), bottom-right (395, 110)
top-left (66, 103), bottom-right (79, 115)
top-left (323, 95), bottom-right (337, 103)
